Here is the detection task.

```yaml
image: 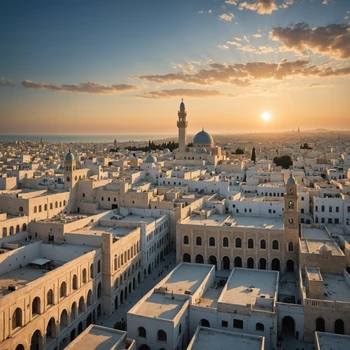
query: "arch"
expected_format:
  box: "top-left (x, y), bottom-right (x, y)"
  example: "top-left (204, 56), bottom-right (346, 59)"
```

top-left (200, 319), bottom-right (210, 327)
top-left (97, 304), bottom-right (102, 316)
top-left (139, 345), bottom-right (151, 350)
top-left (129, 282), bottom-right (132, 293)
top-left (248, 238), bottom-right (254, 249)
top-left (157, 329), bottom-right (167, 342)
top-left (234, 256), bottom-right (242, 267)
top-left (60, 309), bottom-right (69, 331)
top-left (82, 268), bottom-right (87, 283)
top-left (2, 227), bottom-right (7, 237)
top-left (34, 206), bottom-right (37, 213)
top-left (222, 256), bottom-right (230, 270)
top-left (209, 237), bottom-right (215, 247)
top-left (22, 223), bottom-right (27, 231)
top-left (282, 316), bottom-right (295, 336)
top-left (183, 235), bottom-right (189, 245)
top-left (32, 296), bottom-right (41, 316)
top-left (120, 289), bottom-right (124, 304)
top-left (286, 259), bottom-right (294, 272)
top-left (47, 289), bottom-right (54, 305)
top-left (79, 296), bottom-right (85, 314)
top-left (272, 240), bottom-right (279, 250)
top-left (115, 294), bottom-right (119, 310)
top-left (256, 323), bottom-right (264, 331)
top-left (72, 274), bottom-right (78, 290)
top-left (97, 282), bottom-right (102, 299)
top-left (97, 260), bottom-right (101, 273)
top-left (12, 308), bottom-right (22, 329)
top-left (60, 281), bottom-right (67, 298)
top-left (208, 255), bottom-right (217, 269)
top-left (258, 258), bottom-right (267, 270)
top-left (334, 319), bottom-right (344, 334)
top-left (38, 205), bottom-right (42, 213)
top-left (19, 206), bottom-right (24, 212)
top-left (78, 322), bottom-right (83, 335)
top-left (87, 289), bottom-right (93, 305)
top-left (288, 200), bottom-right (294, 210)
top-left (30, 330), bottom-right (43, 350)
top-left (195, 254), bottom-right (204, 264)
top-left (90, 263), bottom-right (94, 278)
top-left (223, 237), bottom-right (229, 247)
top-left (247, 257), bottom-right (254, 269)
top-left (271, 258), bottom-right (280, 272)
top-left (316, 317), bottom-right (325, 332)
top-left (46, 317), bottom-right (56, 339)
top-left (288, 241), bottom-right (294, 252)
top-left (71, 302), bottom-right (77, 322)
top-left (183, 253), bottom-right (191, 262)
top-left (138, 326), bottom-right (146, 338)
top-left (196, 236), bottom-right (202, 246)
top-left (16, 225), bottom-right (20, 233)
top-left (10, 226), bottom-right (14, 235)
top-left (138, 271), bottom-right (141, 284)
top-left (15, 345), bottom-right (25, 350)
top-left (260, 239), bottom-right (266, 249)
top-left (44, 204), bottom-right (47, 211)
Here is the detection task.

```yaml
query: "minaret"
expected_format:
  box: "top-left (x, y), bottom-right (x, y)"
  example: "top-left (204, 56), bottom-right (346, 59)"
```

top-left (177, 99), bottom-right (188, 153)
top-left (64, 150), bottom-right (77, 189)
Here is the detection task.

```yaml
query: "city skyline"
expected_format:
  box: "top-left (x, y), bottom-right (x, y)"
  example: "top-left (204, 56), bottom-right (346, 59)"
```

top-left (1, 0), bottom-right (349, 135)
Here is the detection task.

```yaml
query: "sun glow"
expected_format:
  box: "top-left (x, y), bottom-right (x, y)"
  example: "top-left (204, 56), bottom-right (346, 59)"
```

top-left (262, 112), bottom-right (271, 121)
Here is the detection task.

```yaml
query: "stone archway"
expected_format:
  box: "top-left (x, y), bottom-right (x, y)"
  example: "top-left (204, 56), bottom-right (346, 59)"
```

top-left (258, 258), bottom-right (266, 270)
top-left (286, 260), bottom-right (294, 272)
top-left (195, 254), bottom-right (204, 264)
top-left (208, 255), bottom-right (217, 269)
top-left (282, 316), bottom-right (295, 337)
top-left (271, 258), bottom-right (280, 271)
top-left (30, 329), bottom-right (43, 350)
top-left (222, 256), bottom-right (230, 270)
top-left (234, 256), bottom-right (242, 267)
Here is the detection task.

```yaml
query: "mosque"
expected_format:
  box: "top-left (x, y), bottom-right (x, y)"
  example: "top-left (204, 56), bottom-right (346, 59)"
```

top-left (174, 100), bottom-right (227, 165)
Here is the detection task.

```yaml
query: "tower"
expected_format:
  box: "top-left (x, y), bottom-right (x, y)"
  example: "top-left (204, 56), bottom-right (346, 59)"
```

top-left (64, 150), bottom-right (77, 189)
top-left (283, 173), bottom-right (299, 272)
top-left (177, 99), bottom-right (188, 153)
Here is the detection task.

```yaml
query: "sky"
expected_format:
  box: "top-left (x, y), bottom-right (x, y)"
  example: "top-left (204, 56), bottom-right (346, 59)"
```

top-left (0, 0), bottom-right (349, 136)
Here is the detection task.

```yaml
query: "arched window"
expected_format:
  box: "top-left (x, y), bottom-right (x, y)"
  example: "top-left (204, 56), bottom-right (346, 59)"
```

top-left (223, 237), bottom-right (229, 247)
top-left (34, 206), bottom-right (37, 213)
top-left (32, 296), bottom-right (41, 316)
top-left (87, 290), bottom-right (93, 305)
top-left (50, 203), bottom-right (53, 209)
top-left (9, 226), bottom-right (14, 235)
top-left (334, 319), bottom-right (345, 334)
top-left (38, 205), bottom-right (42, 212)
top-left (97, 282), bottom-right (102, 299)
top-left (183, 235), bottom-right (189, 245)
top-left (19, 206), bottom-right (23, 212)
top-left (72, 274), bottom-right (78, 290)
top-left (316, 317), bottom-right (325, 332)
top-left (60, 281), bottom-right (67, 298)
top-left (16, 225), bottom-right (20, 233)
top-left (157, 330), bottom-right (167, 342)
top-left (209, 237), bottom-right (215, 247)
top-left (196, 236), bottom-right (202, 246)
top-left (47, 289), bottom-right (54, 305)
top-left (235, 237), bottom-right (242, 248)
top-left (22, 223), bottom-right (27, 231)
top-left (78, 296), bottom-right (85, 314)
top-left (82, 268), bottom-right (87, 283)
top-left (260, 239), bottom-right (266, 249)
top-left (183, 253), bottom-right (191, 262)
top-left (12, 308), bottom-right (22, 329)
top-left (288, 241), bottom-right (294, 251)
top-left (138, 327), bottom-right (146, 338)
top-left (55, 201), bottom-right (58, 208)
top-left (90, 264), bottom-right (94, 278)
top-left (97, 260), bottom-right (101, 273)
top-left (272, 240), bottom-right (279, 250)
top-left (256, 323), bottom-right (264, 331)
top-left (248, 238), bottom-right (254, 249)
top-left (288, 200), bottom-right (294, 210)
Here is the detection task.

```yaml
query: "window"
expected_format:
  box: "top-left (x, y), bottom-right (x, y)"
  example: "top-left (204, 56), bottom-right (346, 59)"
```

top-left (138, 327), bottom-right (146, 338)
top-left (233, 319), bottom-right (243, 329)
top-left (329, 206), bottom-right (332, 213)
top-left (12, 308), bottom-right (22, 330)
top-left (328, 218), bottom-right (332, 224)
top-left (196, 236), bottom-right (202, 246)
top-left (248, 238), bottom-right (254, 249)
top-left (221, 320), bottom-right (228, 328)
top-left (209, 237), bottom-right (215, 247)
top-left (256, 323), bottom-right (264, 331)
top-left (97, 260), bottom-right (101, 273)
top-left (47, 289), bottom-right (54, 305)
top-left (288, 241), bottom-right (294, 252)
top-left (321, 205), bottom-right (325, 212)
top-left (235, 237), bottom-right (242, 248)
top-left (272, 240), bottom-right (279, 250)
top-left (72, 275), bottom-right (78, 290)
top-left (82, 269), bottom-right (87, 283)
top-left (315, 206), bottom-right (318, 212)
top-left (60, 282), bottom-right (67, 298)
top-left (157, 330), bottom-right (167, 342)
top-left (90, 264), bottom-right (94, 278)
top-left (260, 239), bottom-right (266, 249)
top-left (336, 207), bottom-right (339, 213)
top-left (223, 237), bottom-right (229, 247)
top-left (183, 235), bottom-right (189, 245)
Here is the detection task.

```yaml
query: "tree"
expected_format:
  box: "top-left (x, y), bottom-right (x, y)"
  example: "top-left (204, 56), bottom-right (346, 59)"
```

top-left (273, 155), bottom-right (292, 169)
top-left (251, 147), bottom-right (256, 163)
top-left (235, 148), bottom-right (244, 155)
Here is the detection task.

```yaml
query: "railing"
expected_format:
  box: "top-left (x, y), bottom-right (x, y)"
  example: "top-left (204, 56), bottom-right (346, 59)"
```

top-left (305, 298), bottom-right (350, 310)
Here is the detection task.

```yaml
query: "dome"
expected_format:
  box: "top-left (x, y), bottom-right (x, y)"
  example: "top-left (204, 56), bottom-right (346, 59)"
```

top-left (193, 129), bottom-right (214, 147)
top-left (65, 150), bottom-right (74, 161)
top-left (194, 147), bottom-right (207, 153)
top-left (163, 148), bottom-right (170, 154)
top-left (287, 174), bottom-right (296, 185)
top-left (319, 243), bottom-right (331, 253)
top-left (145, 154), bottom-right (157, 163)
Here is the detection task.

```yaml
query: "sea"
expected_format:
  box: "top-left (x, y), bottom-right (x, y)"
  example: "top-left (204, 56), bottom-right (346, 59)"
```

top-left (0, 134), bottom-right (176, 144)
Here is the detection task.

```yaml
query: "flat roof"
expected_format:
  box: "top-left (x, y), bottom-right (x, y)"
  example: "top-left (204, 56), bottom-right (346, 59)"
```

top-left (302, 227), bottom-right (330, 240)
top-left (322, 274), bottom-right (350, 303)
top-left (162, 263), bottom-right (213, 295)
top-left (72, 225), bottom-right (134, 238)
top-left (120, 215), bottom-right (156, 223)
top-left (316, 331), bottom-right (350, 350)
top-left (219, 268), bottom-right (278, 310)
top-left (194, 286), bottom-right (223, 309)
top-left (187, 327), bottom-right (264, 350)
top-left (300, 239), bottom-right (344, 256)
top-left (65, 325), bottom-right (125, 350)
top-left (181, 214), bottom-right (283, 230)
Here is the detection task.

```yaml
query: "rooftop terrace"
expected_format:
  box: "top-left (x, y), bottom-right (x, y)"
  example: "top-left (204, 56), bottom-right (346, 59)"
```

top-left (316, 331), bottom-right (350, 350)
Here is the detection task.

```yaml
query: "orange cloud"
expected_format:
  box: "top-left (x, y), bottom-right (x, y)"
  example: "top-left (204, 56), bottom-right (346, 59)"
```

top-left (137, 88), bottom-right (237, 99)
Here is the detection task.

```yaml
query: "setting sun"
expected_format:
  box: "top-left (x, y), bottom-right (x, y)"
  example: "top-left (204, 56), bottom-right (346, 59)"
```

top-left (262, 112), bottom-right (271, 121)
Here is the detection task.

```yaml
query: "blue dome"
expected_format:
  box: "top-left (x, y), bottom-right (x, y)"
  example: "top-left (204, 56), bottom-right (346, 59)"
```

top-left (65, 150), bottom-right (74, 161)
top-left (193, 129), bottom-right (214, 146)
top-left (145, 154), bottom-right (157, 163)
top-left (194, 147), bottom-right (207, 153)
top-left (287, 174), bottom-right (296, 185)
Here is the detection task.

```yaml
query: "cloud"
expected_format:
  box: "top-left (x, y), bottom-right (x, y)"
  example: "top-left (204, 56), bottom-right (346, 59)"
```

top-left (252, 33), bottom-right (262, 38)
top-left (138, 59), bottom-right (350, 87)
top-left (239, 0), bottom-right (278, 15)
top-left (238, 44), bottom-right (276, 54)
top-left (279, 0), bottom-right (294, 9)
top-left (137, 88), bottom-right (236, 99)
top-left (218, 44), bottom-right (230, 49)
top-left (225, 0), bottom-right (237, 4)
top-left (271, 22), bottom-right (350, 59)
top-left (0, 78), bottom-right (15, 87)
top-left (322, 0), bottom-right (329, 5)
top-left (21, 80), bottom-right (138, 94)
top-left (219, 13), bottom-right (235, 21)
top-left (198, 10), bottom-right (204, 14)
top-left (227, 41), bottom-right (242, 47)
top-left (208, 9), bottom-right (212, 13)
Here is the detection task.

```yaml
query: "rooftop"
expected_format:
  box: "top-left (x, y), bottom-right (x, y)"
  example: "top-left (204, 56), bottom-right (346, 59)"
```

top-left (72, 225), bottom-right (134, 238)
top-left (302, 227), bottom-right (330, 240)
top-left (187, 327), bottom-right (264, 350)
top-left (320, 274), bottom-right (350, 302)
top-left (299, 238), bottom-right (344, 256)
top-left (315, 331), bottom-right (350, 350)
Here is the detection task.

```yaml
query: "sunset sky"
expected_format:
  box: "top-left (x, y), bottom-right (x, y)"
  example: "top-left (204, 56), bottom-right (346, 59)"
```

top-left (0, 0), bottom-right (349, 135)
